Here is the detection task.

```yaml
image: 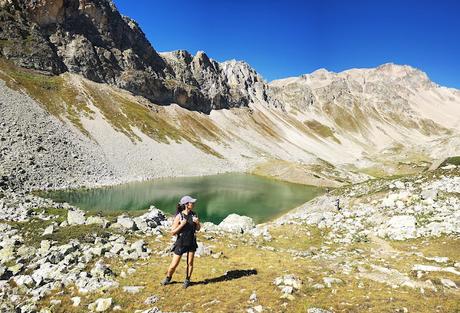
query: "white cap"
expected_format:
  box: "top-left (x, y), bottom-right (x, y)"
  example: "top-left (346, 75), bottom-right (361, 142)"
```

top-left (179, 195), bottom-right (197, 205)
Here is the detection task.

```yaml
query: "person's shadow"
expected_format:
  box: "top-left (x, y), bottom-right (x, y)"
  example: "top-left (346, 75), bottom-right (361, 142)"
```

top-left (194, 269), bottom-right (257, 285)
top-left (169, 269), bottom-right (257, 286)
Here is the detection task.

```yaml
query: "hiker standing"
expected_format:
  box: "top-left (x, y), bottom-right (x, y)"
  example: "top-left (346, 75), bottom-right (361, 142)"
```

top-left (161, 195), bottom-right (201, 288)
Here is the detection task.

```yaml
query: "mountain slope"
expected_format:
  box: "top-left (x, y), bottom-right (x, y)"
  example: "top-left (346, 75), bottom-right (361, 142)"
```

top-left (0, 1), bottom-right (459, 191)
top-left (0, 0), bottom-right (278, 113)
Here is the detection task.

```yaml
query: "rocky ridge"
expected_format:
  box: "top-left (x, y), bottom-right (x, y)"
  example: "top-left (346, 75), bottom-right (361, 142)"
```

top-left (0, 0), bottom-right (276, 113)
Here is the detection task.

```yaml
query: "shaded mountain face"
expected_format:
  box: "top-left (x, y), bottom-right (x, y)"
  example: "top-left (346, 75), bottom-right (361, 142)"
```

top-left (0, 0), bottom-right (276, 113)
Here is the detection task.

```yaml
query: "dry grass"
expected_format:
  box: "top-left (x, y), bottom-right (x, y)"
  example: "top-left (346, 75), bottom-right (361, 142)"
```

top-left (20, 215), bottom-right (460, 313)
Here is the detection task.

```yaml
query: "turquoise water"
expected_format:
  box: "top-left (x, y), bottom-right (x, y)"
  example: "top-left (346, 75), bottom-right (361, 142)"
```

top-left (42, 173), bottom-right (323, 224)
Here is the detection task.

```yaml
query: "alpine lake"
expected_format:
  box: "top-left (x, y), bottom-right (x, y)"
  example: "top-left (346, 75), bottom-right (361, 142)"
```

top-left (40, 173), bottom-right (324, 224)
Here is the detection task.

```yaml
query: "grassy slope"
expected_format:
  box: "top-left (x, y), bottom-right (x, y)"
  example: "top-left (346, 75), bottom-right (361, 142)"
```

top-left (13, 206), bottom-right (457, 313)
top-left (0, 58), bottom-right (224, 158)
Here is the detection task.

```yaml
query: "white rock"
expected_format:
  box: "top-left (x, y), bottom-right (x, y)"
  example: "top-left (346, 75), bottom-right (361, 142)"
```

top-left (440, 278), bottom-right (457, 288)
top-left (71, 296), bottom-right (81, 307)
top-left (123, 286), bottom-right (144, 294)
top-left (144, 295), bottom-right (159, 305)
top-left (195, 242), bottom-right (212, 257)
top-left (421, 189), bottom-right (438, 200)
top-left (88, 298), bottom-right (112, 312)
top-left (86, 216), bottom-right (107, 226)
top-left (67, 209), bottom-right (86, 225)
top-left (323, 277), bottom-right (343, 288)
top-left (307, 309), bottom-right (333, 313)
top-left (249, 291), bottom-right (257, 302)
top-left (281, 286), bottom-right (294, 294)
top-left (13, 275), bottom-right (34, 288)
top-left (218, 214), bottom-right (255, 233)
top-left (117, 216), bottom-right (137, 230)
top-left (42, 225), bottom-right (54, 236)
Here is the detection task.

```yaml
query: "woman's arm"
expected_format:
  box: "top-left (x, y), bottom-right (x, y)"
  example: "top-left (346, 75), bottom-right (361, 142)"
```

top-left (170, 214), bottom-right (186, 235)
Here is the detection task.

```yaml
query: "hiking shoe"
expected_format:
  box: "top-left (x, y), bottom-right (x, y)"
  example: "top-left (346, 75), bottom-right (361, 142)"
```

top-left (161, 276), bottom-right (171, 286)
top-left (183, 278), bottom-right (191, 289)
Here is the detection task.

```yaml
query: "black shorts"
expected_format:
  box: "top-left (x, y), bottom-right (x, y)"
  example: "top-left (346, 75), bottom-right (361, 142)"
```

top-left (173, 244), bottom-right (197, 256)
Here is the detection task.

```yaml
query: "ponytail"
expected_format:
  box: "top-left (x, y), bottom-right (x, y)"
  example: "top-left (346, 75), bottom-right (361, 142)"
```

top-left (175, 203), bottom-right (185, 216)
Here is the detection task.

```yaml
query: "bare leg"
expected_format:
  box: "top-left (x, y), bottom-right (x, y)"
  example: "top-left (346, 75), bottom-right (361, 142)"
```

top-left (186, 252), bottom-right (195, 279)
top-left (166, 254), bottom-right (182, 278)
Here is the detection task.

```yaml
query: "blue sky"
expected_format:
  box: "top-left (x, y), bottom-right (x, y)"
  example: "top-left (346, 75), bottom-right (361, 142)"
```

top-left (113, 0), bottom-right (460, 88)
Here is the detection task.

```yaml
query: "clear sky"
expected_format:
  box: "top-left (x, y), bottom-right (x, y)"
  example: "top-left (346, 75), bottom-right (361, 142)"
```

top-left (113, 0), bottom-right (460, 88)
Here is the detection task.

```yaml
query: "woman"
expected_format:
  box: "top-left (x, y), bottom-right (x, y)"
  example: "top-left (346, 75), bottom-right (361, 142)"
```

top-left (161, 195), bottom-right (201, 288)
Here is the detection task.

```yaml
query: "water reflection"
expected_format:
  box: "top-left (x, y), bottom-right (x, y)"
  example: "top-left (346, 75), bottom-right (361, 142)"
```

top-left (42, 173), bottom-right (323, 224)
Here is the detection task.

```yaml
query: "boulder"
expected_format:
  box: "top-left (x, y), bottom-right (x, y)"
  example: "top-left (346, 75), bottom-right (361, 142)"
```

top-left (218, 214), bottom-right (255, 233)
top-left (116, 216), bottom-right (137, 230)
top-left (67, 209), bottom-right (86, 225)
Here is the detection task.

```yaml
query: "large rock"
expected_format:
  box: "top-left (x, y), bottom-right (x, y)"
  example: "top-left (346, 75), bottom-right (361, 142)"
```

top-left (116, 215), bottom-right (137, 230)
top-left (0, 0), bottom-right (277, 113)
top-left (218, 214), bottom-right (255, 233)
top-left (133, 206), bottom-right (166, 232)
top-left (67, 209), bottom-right (86, 225)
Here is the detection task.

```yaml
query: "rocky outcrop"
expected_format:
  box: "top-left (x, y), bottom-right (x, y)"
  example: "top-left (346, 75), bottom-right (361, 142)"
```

top-left (0, 0), bottom-right (276, 113)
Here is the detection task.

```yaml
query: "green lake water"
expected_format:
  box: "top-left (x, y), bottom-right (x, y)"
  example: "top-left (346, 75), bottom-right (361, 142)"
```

top-left (41, 173), bottom-right (323, 224)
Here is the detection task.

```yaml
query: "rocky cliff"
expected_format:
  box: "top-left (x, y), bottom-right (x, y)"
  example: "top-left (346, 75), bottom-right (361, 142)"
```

top-left (0, 0), bottom-right (275, 113)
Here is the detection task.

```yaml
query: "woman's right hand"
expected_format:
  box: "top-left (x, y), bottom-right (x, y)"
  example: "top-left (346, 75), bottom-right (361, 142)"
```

top-left (180, 219), bottom-right (187, 226)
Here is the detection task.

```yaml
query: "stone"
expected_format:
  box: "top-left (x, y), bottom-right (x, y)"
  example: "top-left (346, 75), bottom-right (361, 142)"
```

top-left (0, 245), bottom-right (15, 263)
top-left (280, 293), bottom-right (295, 301)
top-left (421, 189), bottom-right (438, 200)
top-left (323, 277), bottom-right (343, 288)
top-left (135, 308), bottom-right (162, 313)
top-left (218, 214), bottom-right (255, 233)
top-left (117, 216), bottom-right (137, 230)
top-left (71, 296), bottom-right (81, 307)
top-left (88, 298), bottom-right (112, 312)
top-left (312, 283), bottom-right (325, 289)
top-left (249, 291), bottom-right (257, 303)
top-left (201, 222), bottom-right (220, 232)
top-left (8, 263), bottom-right (23, 275)
top-left (67, 209), bottom-right (86, 225)
top-left (307, 309), bottom-right (333, 313)
top-left (195, 242), bottom-right (212, 257)
top-left (123, 286), bottom-right (144, 294)
top-left (86, 216), bottom-right (107, 226)
top-left (248, 305), bottom-right (263, 313)
top-left (281, 286), bottom-right (294, 294)
top-left (13, 275), bottom-right (34, 288)
top-left (440, 278), bottom-right (457, 288)
top-left (43, 224), bottom-right (54, 236)
top-left (90, 261), bottom-right (113, 278)
top-left (131, 240), bottom-right (146, 254)
top-left (144, 295), bottom-right (159, 305)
